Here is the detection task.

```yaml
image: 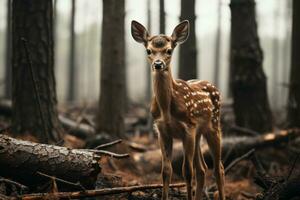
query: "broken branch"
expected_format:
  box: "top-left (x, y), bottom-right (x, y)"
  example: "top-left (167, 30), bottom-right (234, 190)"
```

top-left (18, 183), bottom-right (186, 199)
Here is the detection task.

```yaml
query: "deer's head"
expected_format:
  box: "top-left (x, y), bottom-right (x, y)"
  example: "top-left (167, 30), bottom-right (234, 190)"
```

top-left (131, 20), bottom-right (189, 72)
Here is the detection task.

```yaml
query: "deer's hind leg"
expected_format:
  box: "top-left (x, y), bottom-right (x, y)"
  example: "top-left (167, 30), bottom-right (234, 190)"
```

top-left (204, 126), bottom-right (225, 200)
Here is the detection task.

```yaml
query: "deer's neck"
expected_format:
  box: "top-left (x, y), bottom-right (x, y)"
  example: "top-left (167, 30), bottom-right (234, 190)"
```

top-left (152, 69), bottom-right (175, 121)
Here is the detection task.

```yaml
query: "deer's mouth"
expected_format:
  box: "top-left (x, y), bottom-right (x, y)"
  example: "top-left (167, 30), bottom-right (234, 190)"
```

top-left (152, 60), bottom-right (166, 71)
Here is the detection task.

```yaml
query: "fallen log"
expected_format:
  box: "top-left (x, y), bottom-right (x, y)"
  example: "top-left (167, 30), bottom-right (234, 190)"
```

top-left (133, 129), bottom-right (300, 175)
top-left (0, 101), bottom-right (95, 139)
top-left (0, 134), bottom-right (101, 188)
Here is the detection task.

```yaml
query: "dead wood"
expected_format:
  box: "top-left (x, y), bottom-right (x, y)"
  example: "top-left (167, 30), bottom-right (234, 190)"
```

top-left (17, 183), bottom-right (185, 200)
top-left (133, 129), bottom-right (300, 175)
top-left (0, 134), bottom-right (101, 188)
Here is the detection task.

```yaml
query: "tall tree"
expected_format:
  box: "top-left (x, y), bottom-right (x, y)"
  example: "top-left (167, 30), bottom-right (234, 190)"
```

top-left (96, 0), bottom-right (126, 138)
top-left (287, 0), bottom-right (300, 127)
top-left (230, 0), bottom-right (273, 132)
top-left (12, 0), bottom-right (63, 143)
top-left (272, 2), bottom-right (280, 108)
top-left (214, 0), bottom-right (222, 87)
top-left (5, 0), bottom-right (12, 99)
top-left (159, 0), bottom-right (165, 34)
top-left (178, 0), bottom-right (197, 80)
top-left (146, 0), bottom-right (152, 102)
top-left (67, 0), bottom-right (76, 101)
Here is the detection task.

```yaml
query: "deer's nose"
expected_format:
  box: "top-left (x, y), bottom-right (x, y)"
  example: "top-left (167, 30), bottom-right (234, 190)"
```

top-left (154, 60), bottom-right (164, 70)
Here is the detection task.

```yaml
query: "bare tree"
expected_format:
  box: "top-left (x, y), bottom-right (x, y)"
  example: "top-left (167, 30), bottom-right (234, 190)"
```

top-left (12, 0), bottom-right (63, 143)
top-left (67, 0), bottom-right (76, 102)
top-left (287, 0), bottom-right (300, 127)
top-left (146, 0), bottom-right (152, 102)
top-left (178, 0), bottom-right (197, 80)
top-left (96, 0), bottom-right (126, 138)
top-left (5, 0), bottom-right (12, 99)
top-left (272, 2), bottom-right (280, 108)
top-left (229, 0), bottom-right (273, 132)
top-left (214, 0), bottom-right (222, 87)
top-left (159, 0), bottom-right (165, 34)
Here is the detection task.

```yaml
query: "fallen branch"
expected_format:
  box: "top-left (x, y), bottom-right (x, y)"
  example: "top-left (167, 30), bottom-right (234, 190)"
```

top-left (83, 149), bottom-right (129, 159)
top-left (36, 172), bottom-right (86, 191)
top-left (94, 139), bottom-right (122, 149)
top-left (0, 177), bottom-right (28, 191)
top-left (225, 148), bottom-right (255, 174)
top-left (18, 183), bottom-right (186, 200)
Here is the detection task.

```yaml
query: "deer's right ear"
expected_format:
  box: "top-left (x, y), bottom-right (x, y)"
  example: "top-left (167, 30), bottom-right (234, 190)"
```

top-left (131, 20), bottom-right (149, 45)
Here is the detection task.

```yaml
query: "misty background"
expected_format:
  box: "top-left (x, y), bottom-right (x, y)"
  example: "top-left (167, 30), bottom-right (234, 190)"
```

top-left (0, 0), bottom-right (292, 111)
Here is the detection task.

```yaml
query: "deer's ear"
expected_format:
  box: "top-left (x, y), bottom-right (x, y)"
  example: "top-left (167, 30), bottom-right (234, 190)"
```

top-left (131, 20), bottom-right (149, 44)
top-left (171, 20), bottom-right (189, 44)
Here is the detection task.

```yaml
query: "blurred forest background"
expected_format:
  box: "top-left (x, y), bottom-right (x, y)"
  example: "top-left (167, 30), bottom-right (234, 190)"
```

top-left (0, 0), bottom-right (299, 199)
top-left (0, 0), bottom-right (292, 113)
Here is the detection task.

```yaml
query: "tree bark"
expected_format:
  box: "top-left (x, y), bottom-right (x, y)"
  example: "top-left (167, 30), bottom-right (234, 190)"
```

top-left (96, 0), bottom-right (126, 138)
top-left (12, 0), bottom-right (63, 143)
top-left (288, 0), bottom-right (300, 127)
top-left (178, 0), bottom-right (198, 80)
top-left (0, 134), bottom-right (101, 188)
top-left (5, 0), bottom-right (12, 99)
top-left (67, 0), bottom-right (76, 102)
top-left (159, 0), bottom-right (165, 34)
top-left (229, 0), bottom-right (273, 132)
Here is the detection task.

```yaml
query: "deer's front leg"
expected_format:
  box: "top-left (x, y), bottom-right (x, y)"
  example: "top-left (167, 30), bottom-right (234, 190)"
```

top-left (156, 122), bottom-right (173, 200)
top-left (182, 131), bottom-right (195, 200)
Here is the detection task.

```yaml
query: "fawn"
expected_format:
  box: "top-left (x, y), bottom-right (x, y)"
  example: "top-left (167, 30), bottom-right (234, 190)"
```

top-left (131, 20), bottom-right (225, 200)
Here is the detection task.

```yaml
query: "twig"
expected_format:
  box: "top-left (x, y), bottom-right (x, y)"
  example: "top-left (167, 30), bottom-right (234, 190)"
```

top-left (94, 139), bottom-right (122, 149)
top-left (0, 177), bottom-right (28, 191)
top-left (37, 171), bottom-right (86, 191)
top-left (225, 148), bottom-right (255, 174)
top-left (286, 153), bottom-right (300, 180)
top-left (83, 149), bottom-right (129, 159)
top-left (18, 183), bottom-right (186, 199)
top-left (21, 38), bottom-right (50, 142)
top-left (223, 144), bottom-right (234, 165)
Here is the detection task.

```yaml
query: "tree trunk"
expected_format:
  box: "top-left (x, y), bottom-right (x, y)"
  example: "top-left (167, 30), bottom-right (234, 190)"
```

top-left (272, 2), bottom-right (280, 109)
top-left (12, 0), bottom-right (63, 143)
top-left (146, 0), bottom-right (152, 102)
top-left (5, 0), bottom-right (12, 99)
top-left (67, 0), bottom-right (76, 102)
top-left (97, 0), bottom-right (126, 138)
top-left (229, 0), bottom-right (273, 132)
top-left (0, 134), bottom-right (101, 188)
top-left (214, 0), bottom-right (222, 87)
top-left (288, 0), bottom-right (300, 127)
top-left (178, 0), bottom-right (197, 80)
top-left (159, 0), bottom-right (165, 34)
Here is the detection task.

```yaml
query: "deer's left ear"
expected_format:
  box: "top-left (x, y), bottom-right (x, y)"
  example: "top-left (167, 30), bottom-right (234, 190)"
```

top-left (171, 20), bottom-right (189, 45)
top-left (131, 20), bottom-right (149, 45)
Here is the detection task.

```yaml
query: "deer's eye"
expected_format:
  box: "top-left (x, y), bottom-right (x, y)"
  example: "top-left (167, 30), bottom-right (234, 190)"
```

top-left (166, 49), bottom-right (172, 55)
top-left (146, 49), bottom-right (152, 55)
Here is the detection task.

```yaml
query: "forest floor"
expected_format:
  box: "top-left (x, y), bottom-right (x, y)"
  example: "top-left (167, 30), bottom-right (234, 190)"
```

top-left (0, 102), bottom-right (299, 199)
